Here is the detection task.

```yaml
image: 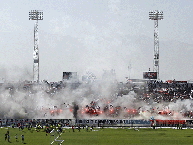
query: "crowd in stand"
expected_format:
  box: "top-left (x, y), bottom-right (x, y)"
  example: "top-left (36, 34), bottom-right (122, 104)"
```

top-left (133, 80), bottom-right (193, 119)
top-left (144, 80), bottom-right (193, 103)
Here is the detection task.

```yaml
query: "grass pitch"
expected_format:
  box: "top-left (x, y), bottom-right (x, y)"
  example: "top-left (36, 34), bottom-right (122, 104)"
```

top-left (0, 127), bottom-right (193, 145)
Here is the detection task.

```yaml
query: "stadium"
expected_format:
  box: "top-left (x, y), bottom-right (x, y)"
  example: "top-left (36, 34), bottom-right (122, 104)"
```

top-left (1, 74), bottom-right (193, 144)
top-left (1, 76), bottom-right (193, 123)
top-left (1, 1), bottom-right (193, 145)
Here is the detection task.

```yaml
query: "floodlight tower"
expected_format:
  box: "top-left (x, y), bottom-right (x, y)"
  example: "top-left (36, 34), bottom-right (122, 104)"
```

top-left (149, 10), bottom-right (163, 80)
top-left (29, 10), bottom-right (43, 82)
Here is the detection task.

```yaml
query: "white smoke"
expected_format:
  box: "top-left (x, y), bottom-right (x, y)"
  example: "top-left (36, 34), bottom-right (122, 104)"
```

top-left (0, 68), bottom-right (193, 120)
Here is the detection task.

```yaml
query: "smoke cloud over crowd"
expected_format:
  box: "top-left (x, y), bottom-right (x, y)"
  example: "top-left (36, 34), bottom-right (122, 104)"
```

top-left (1, 75), bottom-right (193, 120)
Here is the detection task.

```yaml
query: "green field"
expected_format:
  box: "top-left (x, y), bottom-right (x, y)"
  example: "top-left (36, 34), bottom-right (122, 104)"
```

top-left (1, 127), bottom-right (193, 145)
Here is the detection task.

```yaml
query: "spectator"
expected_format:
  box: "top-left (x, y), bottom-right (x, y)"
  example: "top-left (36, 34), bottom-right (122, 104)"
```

top-left (8, 135), bottom-right (10, 142)
top-left (15, 134), bottom-right (17, 142)
top-left (5, 133), bottom-right (7, 141)
top-left (21, 134), bottom-right (24, 143)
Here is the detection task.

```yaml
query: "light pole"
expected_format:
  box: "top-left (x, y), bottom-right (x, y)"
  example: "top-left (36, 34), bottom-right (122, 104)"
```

top-left (149, 10), bottom-right (163, 80)
top-left (29, 10), bottom-right (43, 83)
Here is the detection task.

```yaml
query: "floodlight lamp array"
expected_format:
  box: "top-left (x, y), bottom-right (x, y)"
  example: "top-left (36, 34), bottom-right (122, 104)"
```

top-left (149, 10), bottom-right (163, 20)
top-left (29, 10), bottom-right (43, 20)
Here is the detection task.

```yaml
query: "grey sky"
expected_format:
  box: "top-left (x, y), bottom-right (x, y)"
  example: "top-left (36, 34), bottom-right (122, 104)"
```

top-left (0, 0), bottom-right (193, 82)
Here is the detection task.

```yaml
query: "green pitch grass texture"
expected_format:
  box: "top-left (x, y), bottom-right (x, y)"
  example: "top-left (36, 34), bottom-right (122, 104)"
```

top-left (1, 127), bottom-right (193, 145)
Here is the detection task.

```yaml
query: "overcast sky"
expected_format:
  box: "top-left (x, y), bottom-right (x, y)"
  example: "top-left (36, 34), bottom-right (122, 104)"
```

top-left (0, 0), bottom-right (193, 82)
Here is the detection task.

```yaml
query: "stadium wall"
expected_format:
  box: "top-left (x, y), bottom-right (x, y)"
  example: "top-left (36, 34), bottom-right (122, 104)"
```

top-left (1, 119), bottom-right (193, 127)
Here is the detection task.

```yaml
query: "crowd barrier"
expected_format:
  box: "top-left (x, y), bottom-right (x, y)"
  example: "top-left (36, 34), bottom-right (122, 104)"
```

top-left (1, 119), bottom-right (193, 127)
top-left (0, 119), bottom-right (150, 127)
top-left (75, 119), bottom-right (151, 127)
